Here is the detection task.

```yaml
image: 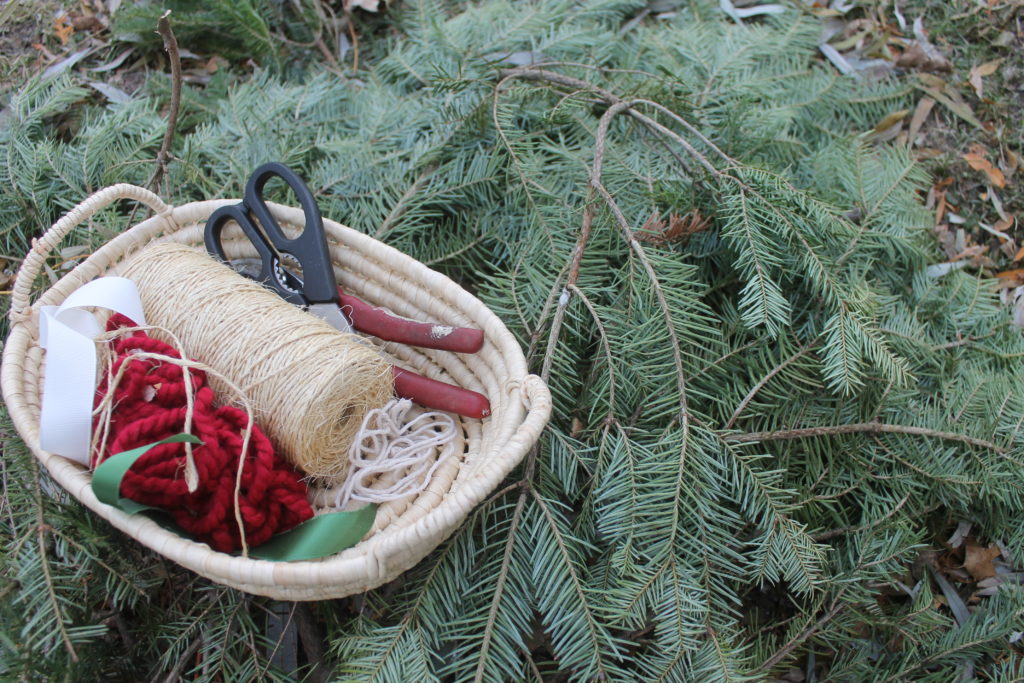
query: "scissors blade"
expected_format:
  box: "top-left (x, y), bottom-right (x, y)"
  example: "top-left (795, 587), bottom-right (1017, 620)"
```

top-left (308, 302), bottom-right (354, 334)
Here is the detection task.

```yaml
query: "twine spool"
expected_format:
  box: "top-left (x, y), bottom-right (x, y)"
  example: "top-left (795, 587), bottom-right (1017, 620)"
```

top-left (119, 242), bottom-right (393, 483)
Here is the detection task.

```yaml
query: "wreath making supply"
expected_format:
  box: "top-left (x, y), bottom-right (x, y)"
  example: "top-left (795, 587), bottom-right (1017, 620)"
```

top-left (120, 242), bottom-right (393, 484)
top-left (92, 313), bottom-right (314, 553)
top-left (2, 184), bottom-right (552, 600)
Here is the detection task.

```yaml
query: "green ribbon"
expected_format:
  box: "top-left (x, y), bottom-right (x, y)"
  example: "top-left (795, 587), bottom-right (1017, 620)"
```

top-left (248, 505), bottom-right (378, 561)
top-left (91, 434), bottom-right (376, 562)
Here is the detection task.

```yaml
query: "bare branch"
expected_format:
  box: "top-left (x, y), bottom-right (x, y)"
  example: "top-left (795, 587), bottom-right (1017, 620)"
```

top-left (148, 11), bottom-right (183, 192)
top-left (539, 99), bottom-right (633, 384)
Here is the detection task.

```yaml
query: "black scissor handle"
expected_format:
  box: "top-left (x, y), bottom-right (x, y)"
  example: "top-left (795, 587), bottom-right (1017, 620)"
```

top-left (243, 163), bottom-right (339, 305)
top-left (203, 202), bottom-right (306, 306)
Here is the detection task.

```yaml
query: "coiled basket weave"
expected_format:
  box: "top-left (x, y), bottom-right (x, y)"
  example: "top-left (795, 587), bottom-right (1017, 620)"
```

top-left (2, 184), bottom-right (552, 601)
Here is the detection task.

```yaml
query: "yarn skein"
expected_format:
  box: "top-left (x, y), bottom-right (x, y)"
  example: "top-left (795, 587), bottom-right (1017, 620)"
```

top-left (93, 314), bottom-right (314, 553)
top-left (120, 242), bottom-right (393, 483)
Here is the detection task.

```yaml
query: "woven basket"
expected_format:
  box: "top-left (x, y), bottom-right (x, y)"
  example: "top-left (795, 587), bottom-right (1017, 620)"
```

top-left (2, 184), bottom-right (551, 601)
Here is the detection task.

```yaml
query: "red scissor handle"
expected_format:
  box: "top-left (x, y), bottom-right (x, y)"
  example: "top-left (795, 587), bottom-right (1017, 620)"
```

top-left (339, 289), bottom-right (485, 354)
top-left (392, 367), bottom-right (491, 419)
top-left (339, 289), bottom-right (492, 418)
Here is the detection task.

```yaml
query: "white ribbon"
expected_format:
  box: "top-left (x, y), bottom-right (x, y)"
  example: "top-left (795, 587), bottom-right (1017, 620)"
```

top-left (39, 277), bottom-right (147, 464)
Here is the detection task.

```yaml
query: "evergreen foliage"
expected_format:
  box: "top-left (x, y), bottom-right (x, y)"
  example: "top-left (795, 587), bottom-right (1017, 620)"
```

top-left (2, 0), bottom-right (1023, 679)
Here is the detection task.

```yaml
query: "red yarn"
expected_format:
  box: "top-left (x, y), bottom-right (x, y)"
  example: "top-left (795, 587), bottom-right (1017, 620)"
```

top-left (92, 314), bottom-right (313, 552)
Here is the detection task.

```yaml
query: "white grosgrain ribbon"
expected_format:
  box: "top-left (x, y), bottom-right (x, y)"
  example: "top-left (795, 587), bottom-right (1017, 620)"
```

top-left (38, 277), bottom-right (147, 464)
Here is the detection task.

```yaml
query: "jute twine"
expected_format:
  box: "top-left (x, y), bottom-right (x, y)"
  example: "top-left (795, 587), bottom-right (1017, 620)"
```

top-left (119, 243), bottom-right (393, 483)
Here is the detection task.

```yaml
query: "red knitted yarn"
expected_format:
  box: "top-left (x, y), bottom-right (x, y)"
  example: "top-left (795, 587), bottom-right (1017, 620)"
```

top-left (92, 314), bottom-right (313, 552)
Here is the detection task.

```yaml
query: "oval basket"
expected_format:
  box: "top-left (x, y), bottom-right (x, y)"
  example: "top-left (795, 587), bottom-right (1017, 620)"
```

top-left (2, 184), bottom-right (551, 601)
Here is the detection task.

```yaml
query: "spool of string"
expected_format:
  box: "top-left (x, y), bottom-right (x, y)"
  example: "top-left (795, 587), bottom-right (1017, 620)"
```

top-left (119, 242), bottom-right (393, 483)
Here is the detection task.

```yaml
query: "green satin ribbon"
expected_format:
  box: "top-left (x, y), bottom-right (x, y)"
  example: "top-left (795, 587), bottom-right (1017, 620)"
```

top-left (248, 504), bottom-right (378, 561)
top-left (91, 434), bottom-right (376, 562)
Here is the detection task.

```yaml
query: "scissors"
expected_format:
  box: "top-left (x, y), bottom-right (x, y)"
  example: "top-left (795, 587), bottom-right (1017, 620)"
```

top-left (204, 162), bottom-right (491, 419)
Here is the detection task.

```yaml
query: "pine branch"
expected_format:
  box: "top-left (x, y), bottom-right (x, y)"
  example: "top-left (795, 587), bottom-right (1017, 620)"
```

top-left (723, 422), bottom-right (1007, 453)
top-left (374, 168), bottom-right (434, 239)
top-left (724, 339), bottom-right (818, 429)
top-left (498, 68), bottom-right (719, 175)
top-left (30, 460), bottom-right (77, 663)
top-left (758, 588), bottom-right (848, 672)
top-left (473, 491), bottom-right (526, 682)
top-left (567, 283), bottom-right (617, 414)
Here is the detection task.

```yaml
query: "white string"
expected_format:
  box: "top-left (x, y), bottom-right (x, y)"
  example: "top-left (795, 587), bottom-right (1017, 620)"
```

top-left (334, 399), bottom-right (457, 509)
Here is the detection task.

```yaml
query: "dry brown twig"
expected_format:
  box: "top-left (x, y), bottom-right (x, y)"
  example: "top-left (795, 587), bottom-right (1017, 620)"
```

top-left (148, 10), bottom-right (183, 194)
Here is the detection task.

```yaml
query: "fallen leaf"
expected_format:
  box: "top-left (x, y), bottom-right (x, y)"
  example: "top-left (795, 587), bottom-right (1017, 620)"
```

top-left (89, 48), bottom-right (133, 73)
top-left (950, 245), bottom-right (987, 262)
top-left (54, 14), bottom-right (75, 45)
top-left (929, 562), bottom-right (970, 626)
top-left (926, 261), bottom-right (966, 278)
top-left (1001, 150), bottom-right (1019, 180)
top-left (906, 97), bottom-right (935, 148)
top-left (719, 0), bottom-right (786, 21)
top-left (71, 14), bottom-right (103, 32)
top-left (895, 18), bottom-right (952, 73)
top-left (934, 223), bottom-right (957, 259)
top-left (968, 58), bottom-right (1003, 98)
top-left (962, 146), bottom-right (1007, 188)
top-left (1000, 238), bottom-right (1018, 260)
top-left (88, 81), bottom-right (131, 104)
top-left (963, 541), bottom-right (1001, 581)
top-left (947, 521), bottom-right (972, 549)
top-left (204, 56), bottom-right (228, 73)
top-left (1013, 242), bottom-right (1024, 262)
top-left (872, 109), bottom-right (910, 134)
top-left (975, 573), bottom-right (1024, 598)
top-left (1004, 286), bottom-right (1024, 327)
top-left (917, 74), bottom-right (986, 132)
top-left (995, 269), bottom-right (1024, 288)
top-left (990, 189), bottom-right (1009, 222)
top-left (40, 48), bottom-right (92, 81)
top-left (819, 43), bottom-right (855, 75)
top-left (895, 41), bottom-right (952, 73)
top-left (978, 220), bottom-right (1011, 243)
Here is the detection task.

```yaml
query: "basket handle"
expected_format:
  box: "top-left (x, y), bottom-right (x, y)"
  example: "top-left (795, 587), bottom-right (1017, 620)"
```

top-left (518, 374), bottom-right (553, 439)
top-left (10, 184), bottom-right (172, 322)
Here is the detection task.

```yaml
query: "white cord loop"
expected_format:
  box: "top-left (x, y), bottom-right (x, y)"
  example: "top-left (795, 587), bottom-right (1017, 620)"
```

top-left (335, 399), bottom-right (457, 509)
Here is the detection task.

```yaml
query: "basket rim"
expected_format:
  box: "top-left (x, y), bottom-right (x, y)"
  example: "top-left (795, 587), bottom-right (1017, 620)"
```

top-left (2, 187), bottom-right (551, 599)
